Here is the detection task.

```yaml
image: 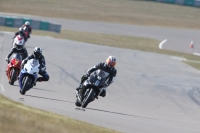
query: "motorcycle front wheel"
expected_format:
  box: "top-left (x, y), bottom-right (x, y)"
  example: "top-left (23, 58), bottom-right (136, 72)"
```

top-left (10, 69), bottom-right (17, 85)
top-left (82, 89), bottom-right (95, 108)
top-left (21, 76), bottom-right (31, 95)
top-left (75, 99), bottom-right (81, 107)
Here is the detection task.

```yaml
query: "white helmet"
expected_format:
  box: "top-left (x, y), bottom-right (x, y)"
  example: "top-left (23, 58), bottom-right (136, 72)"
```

top-left (106, 56), bottom-right (116, 67)
top-left (25, 21), bottom-right (30, 26)
top-left (13, 35), bottom-right (25, 50)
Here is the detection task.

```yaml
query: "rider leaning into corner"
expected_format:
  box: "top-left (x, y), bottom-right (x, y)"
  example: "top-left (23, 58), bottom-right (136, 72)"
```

top-left (5, 39), bottom-right (28, 74)
top-left (13, 21), bottom-right (32, 42)
top-left (13, 30), bottom-right (27, 43)
top-left (5, 38), bottom-right (28, 62)
top-left (21, 47), bottom-right (50, 83)
top-left (76, 55), bottom-right (117, 98)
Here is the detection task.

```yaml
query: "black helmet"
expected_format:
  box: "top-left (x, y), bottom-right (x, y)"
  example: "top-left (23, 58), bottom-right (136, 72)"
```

top-left (33, 47), bottom-right (42, 59)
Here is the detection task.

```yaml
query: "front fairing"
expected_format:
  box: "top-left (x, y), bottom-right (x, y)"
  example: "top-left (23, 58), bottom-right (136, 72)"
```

top-left (8, 53), bottom-right (22, 69)
top-left (10, 58), bottom-right (22, 68)
top-left (6, 54), bottom-right (22, 79)
top-left (18, 59), bottom-right (39, 90)
top-left (84, 69), bottom-right (108, 88)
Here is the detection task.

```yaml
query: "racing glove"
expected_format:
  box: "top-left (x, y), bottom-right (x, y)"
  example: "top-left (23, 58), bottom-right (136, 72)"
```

top-left (22, 59), bottom-right (27, 65)
top-left (81, 74), bottom-right (89, 84)
top-left (21, 60), bottom-right (28, 68)
top-left (81, 74), bottom-right (89, 80)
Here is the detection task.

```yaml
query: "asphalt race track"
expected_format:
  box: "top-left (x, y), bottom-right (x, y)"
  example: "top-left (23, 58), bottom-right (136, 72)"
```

top-left (1, 13), bottom-right (200, 133)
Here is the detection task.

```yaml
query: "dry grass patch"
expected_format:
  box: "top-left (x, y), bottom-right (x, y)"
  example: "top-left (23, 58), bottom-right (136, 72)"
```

top-left (0, 0), bottom-right (200, 29)
top-left (0, 94), bottom-right (120, 133)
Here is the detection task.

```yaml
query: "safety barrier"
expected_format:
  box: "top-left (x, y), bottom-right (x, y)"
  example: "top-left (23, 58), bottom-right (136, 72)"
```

top-left (156, 0), bottom-right (200, 7)
top-left (0, 16), bottom-right (61, 33)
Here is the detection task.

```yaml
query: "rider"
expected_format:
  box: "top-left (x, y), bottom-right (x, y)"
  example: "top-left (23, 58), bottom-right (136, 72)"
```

top-left (76, 56), bottom-right (117, 98)
top-left (5, 39), bottom-right (28, 62)
top-left (21, 47), bottom-right (50, 83)
top-left (20, 21), bottom-right (32, 35)
top-left (13, 30), bottom-right (27, 42)
top-left (5, 38), bottom-right (28, 76)
top-left (14, 21), bottom-right (32, 42)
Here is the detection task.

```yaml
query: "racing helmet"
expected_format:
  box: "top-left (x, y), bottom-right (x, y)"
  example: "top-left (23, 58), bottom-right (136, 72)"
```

top-left (33, 47), bottom-right (42, 59)
top-left (25, 21), bottom-right (30, 26)
top-left (106, 56), bottom-right (116, 68)
top-left (14, 35), bottom-right (24, 50)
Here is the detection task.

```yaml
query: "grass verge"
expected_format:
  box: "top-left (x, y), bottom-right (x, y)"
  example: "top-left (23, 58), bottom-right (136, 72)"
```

top-left (0, 94), bottom-right (119, 133)
top-left (0, 0), bottom-right (200, 29)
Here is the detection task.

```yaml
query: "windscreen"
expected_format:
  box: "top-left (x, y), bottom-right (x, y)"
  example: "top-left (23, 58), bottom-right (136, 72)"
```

top-left (95, 69), bottom-right (108, 80)
top-left (30, 59), bottom-right (39, 67)
top-left (12, 53), bottom-right (22, 61)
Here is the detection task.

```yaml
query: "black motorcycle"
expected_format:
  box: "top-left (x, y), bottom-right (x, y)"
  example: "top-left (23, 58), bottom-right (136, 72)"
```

top-left (75, 69), bottom-right (108, 108)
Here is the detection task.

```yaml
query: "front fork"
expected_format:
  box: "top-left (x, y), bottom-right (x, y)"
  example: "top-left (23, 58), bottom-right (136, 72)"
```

top-left (18, 72), bottom-right (25, 89)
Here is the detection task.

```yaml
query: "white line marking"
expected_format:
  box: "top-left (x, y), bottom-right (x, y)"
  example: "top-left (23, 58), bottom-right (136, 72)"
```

top-left (0, 84), bottom-right (5, 91)
top-left (159, 39), bottom-right (167, 49)
top-left (193, 52), bottom-right (200, 56)
top-left (170, 56), bottom-right (187, 61)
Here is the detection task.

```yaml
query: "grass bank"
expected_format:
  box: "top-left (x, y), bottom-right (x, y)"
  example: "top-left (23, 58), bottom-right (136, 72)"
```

top-left (0, 94), bottom-right (119, 133)
top-left (0, 0), bottom-right (200, 29)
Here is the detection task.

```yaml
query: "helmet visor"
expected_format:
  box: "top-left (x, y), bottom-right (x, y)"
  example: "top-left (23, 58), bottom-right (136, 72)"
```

top-left (34, 52), bottom-right (41, 58)
top-left (106, 60), bottom-right (116, 67)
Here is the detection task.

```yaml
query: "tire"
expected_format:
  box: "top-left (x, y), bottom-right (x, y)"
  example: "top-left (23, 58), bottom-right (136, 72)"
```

top-left (75, 99), bottom-right (81, 107)
top-left (82, 89), bottom-right (95, 108)
top-left (10, 69), bottom-right (17, 85)
top-left (21, 76), bottom-right (31, 95)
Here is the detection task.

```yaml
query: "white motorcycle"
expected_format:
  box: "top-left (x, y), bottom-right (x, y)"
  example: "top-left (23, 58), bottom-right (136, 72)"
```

top-left (18, 59), bottom-right (40, 95)
top-left (12, 34), bottom-right (25, 48)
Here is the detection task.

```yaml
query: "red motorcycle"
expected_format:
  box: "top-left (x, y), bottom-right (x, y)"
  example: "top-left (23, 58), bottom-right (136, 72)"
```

top-left (6, 53), bottom-right (22, 85)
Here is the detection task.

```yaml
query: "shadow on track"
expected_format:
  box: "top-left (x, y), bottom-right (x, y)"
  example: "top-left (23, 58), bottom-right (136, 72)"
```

top-left (12, 84), bottom-right (19, 87)
top-left (25, 94), bottom-right (74, 103)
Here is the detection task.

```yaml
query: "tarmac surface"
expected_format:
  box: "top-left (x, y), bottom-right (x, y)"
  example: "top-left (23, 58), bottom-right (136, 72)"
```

top-left (1, 13), bottom-right (200, 133)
